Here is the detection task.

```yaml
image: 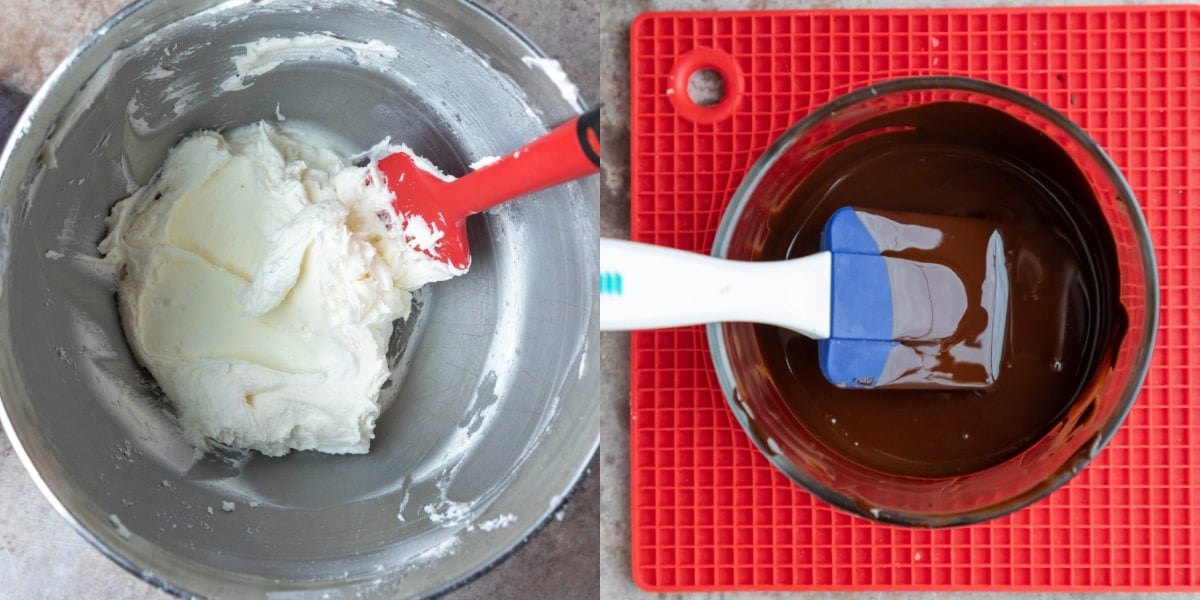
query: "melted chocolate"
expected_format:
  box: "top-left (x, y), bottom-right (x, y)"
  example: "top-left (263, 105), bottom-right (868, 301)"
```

top-left (757, 102), bottom-right (1122, 477)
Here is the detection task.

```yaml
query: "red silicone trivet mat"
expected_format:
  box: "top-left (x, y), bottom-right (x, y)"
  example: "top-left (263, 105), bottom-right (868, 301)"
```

top-left (629, 7), bottom-right (1200, 591)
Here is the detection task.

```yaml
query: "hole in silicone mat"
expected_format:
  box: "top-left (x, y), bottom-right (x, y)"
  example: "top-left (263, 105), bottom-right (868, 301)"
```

top-left (668, 47), bottom-right (744, 124)
top-left (687, 69), bottom-right (726, 107)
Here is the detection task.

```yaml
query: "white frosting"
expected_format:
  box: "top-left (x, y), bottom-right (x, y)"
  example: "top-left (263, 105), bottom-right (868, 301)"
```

top-left (473, 513), bottom-right (516, 532)
top-left (99, 121), bottom-right (460, 456)
top-left (108, 514), bottom-right (131, 539)
top-left (220, 34), bottom-right (400, 92)
top-left (468, 155), bottom-right (500, 170)
top-left (521, 57), bottom-right (581, 107)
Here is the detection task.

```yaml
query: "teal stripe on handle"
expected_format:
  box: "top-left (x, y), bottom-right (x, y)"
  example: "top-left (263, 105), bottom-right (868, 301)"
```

top-left (599, 271), bottom-right (623, 296)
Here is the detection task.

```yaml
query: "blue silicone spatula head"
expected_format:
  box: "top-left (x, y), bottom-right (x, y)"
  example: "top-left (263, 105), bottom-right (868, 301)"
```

top-left (818, 207), bottom-right (1010, 390)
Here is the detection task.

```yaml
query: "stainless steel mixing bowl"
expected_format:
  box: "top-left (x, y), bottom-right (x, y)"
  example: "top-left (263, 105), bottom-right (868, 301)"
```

top-left (0, 0), bottom-right (597, 596)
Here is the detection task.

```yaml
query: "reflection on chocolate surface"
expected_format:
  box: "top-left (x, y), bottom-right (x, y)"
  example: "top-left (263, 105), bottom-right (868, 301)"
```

top-left (756, 102), bottom-right (1122, 478)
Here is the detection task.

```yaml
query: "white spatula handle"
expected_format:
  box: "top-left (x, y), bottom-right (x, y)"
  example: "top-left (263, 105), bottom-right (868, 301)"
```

top-left (599, 238), bottom-right (832, 339)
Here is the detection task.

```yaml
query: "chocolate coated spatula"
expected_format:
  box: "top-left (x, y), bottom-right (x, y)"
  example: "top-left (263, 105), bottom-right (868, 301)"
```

top-left (600, 207), bottom-right (1010, 390)
top-left (379, 106), bottom-right (600, 273)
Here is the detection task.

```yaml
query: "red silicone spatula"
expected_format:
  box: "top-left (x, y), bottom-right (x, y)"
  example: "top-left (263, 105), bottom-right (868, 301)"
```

top-left (378, 106), bottom-right (601, 273)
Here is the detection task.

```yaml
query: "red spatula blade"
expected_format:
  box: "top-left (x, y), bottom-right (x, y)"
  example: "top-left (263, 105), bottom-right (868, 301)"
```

top-left (379, 107), bottom-right (600, 274)
top-left (379, 152), bottom-right (472, 272)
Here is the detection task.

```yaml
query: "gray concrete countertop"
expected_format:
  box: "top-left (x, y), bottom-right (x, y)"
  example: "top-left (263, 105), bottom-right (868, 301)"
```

top-left (0, 0), bottom-right (598, 598)
top-left (598, 1), bottom-right (1194, 599)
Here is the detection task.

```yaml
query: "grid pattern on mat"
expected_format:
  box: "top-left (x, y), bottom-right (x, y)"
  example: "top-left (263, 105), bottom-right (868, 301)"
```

top-left (629, 8), bottom-right (1199, 591)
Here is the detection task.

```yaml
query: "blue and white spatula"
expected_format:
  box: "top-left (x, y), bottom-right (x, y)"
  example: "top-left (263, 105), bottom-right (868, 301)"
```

top-left (600, 207), bottom-right (1009, 390)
